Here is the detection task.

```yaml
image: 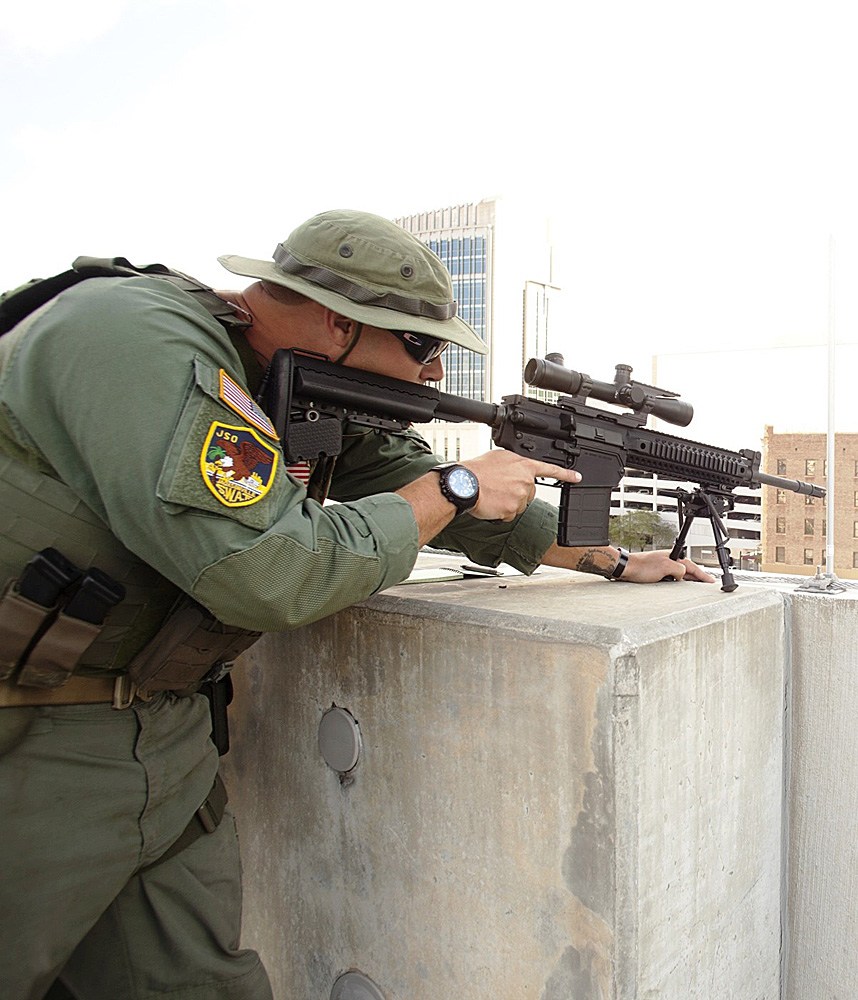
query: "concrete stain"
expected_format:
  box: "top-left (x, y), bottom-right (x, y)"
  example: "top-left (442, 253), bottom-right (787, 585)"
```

top-left (540, 946), bottom-right (600, 1000)
top-left (563, 683), bottom-right (615, 923)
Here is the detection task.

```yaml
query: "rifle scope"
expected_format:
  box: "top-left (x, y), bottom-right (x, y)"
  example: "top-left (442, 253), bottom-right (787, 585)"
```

top-left (524, 356), bottom-right (694, 428)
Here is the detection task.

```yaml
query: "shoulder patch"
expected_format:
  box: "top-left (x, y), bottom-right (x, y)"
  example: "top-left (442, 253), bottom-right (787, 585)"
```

top-left (201, 421), bottom-right (279, 507)
top-left (218, 369), bottom-right (279, 440)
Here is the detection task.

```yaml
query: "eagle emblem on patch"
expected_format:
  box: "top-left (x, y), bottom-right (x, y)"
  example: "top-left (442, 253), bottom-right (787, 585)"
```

top-left (201, 422), bottom-right (279, 507)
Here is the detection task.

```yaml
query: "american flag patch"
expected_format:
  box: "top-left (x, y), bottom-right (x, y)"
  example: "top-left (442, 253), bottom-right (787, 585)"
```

top-left (286, 462), bottom-right (312, 485)
top-left (218, 370), bottom-right (279, 441)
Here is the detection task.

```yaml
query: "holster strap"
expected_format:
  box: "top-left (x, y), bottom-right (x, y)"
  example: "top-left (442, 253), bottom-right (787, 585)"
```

top-left (139, 773), bottom-right (229, 872)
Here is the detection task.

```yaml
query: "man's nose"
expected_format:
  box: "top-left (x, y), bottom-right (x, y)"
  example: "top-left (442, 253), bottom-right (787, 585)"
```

top-left (422, 356), bottom-right (445, 382)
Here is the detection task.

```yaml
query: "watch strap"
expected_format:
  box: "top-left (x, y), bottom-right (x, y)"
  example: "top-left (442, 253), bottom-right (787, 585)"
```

top-left (609, 547), bottom-right (629, 580)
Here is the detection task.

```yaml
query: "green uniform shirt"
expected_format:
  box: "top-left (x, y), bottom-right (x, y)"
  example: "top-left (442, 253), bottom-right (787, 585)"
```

top-left (0, 275), bottom-right (557, 645)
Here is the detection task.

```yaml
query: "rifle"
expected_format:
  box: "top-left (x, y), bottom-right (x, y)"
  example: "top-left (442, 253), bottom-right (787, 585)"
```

top-left (259, 350), bottom-right (825, 592)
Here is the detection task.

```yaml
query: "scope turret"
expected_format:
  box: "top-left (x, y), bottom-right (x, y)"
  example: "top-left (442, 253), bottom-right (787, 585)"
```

top-left (524, 356), bottom-right (694, 428)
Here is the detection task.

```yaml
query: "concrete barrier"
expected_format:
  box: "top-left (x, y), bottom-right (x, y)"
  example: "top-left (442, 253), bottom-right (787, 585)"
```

top-left (225, 570), bottom-right (792, 999)
top-left (783, 593), bottom-right (858, 1000)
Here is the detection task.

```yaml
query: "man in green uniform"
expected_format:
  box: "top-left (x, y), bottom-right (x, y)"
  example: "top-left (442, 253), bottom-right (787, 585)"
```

top-left (0, 210), bottom-right (711, 1000)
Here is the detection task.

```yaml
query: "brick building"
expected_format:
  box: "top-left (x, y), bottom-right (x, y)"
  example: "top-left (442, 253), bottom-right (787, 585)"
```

top-left (761, 426), bottom-right (858, 579)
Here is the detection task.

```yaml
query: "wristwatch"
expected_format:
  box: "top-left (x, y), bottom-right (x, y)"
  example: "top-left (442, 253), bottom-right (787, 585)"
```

top-left (432, 463), bottom-right (480, 513)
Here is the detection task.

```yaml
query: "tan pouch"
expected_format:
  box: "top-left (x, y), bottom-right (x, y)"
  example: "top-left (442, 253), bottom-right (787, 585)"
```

top-left (16, 613), bottom-right (103, 688)
top-left (0, 580), bottom-right (57, 680)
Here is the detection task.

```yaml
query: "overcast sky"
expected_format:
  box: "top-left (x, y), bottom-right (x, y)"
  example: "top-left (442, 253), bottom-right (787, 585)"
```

top-left (3, 0), bottom-right (857, 439)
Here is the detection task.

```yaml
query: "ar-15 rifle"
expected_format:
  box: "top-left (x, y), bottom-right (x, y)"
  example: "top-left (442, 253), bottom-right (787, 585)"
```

top-left (259, 349), bottom-right (825, 592)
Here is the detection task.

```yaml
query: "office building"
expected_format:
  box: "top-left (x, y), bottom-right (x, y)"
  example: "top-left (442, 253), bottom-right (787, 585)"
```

top-left (395, 198), bottom-right (561, 460)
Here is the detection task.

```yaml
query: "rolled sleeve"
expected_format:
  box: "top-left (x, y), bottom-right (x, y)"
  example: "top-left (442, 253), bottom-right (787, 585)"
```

top-left (430, 498), bottom-right (557, 574)
top-left (193, 494), bottom-right (419, 631)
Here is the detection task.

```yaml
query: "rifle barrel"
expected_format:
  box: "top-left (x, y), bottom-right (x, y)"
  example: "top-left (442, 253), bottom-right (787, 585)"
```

top-left (435, 393), bottom-right (498, 425)
top-left (757, 471), bottom-right (826, 498)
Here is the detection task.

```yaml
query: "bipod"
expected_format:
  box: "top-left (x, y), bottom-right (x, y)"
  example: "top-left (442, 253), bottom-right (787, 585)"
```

top-left (662, 487), bottom-right (737, 593)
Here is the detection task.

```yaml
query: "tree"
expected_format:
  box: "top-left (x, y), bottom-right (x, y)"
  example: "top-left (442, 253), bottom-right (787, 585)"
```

top-left (609, 510), bottom-right (677, 551)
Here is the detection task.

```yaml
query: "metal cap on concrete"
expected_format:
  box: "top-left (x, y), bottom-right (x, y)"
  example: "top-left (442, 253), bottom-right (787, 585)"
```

top-left (330, 970), bottom-right (386, 1000)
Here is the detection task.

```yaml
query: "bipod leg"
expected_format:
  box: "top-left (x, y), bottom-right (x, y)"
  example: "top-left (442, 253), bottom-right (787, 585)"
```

top-left (668, 504), bottom-right (695, 562)
top-left (662, 489), bottom-right (697, 581)
top-left (701, 492), bottom-right (737, 593)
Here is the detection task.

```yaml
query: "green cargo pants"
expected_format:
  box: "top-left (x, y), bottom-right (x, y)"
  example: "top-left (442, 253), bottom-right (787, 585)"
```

top-left (0, 692), bottom-right (272, 1000)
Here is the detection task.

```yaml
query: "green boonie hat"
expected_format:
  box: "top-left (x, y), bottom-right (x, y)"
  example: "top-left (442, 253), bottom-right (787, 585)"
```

top-left (218, 209), bottom-right (487, 355)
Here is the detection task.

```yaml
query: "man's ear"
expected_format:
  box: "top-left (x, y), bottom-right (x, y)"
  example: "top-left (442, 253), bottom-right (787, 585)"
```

top-left (324, 309), bottom-right (357, 348)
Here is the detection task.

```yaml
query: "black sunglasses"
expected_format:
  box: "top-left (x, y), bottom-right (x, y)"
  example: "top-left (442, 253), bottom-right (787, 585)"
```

top-left (388, 329), bottom-right (449, 365)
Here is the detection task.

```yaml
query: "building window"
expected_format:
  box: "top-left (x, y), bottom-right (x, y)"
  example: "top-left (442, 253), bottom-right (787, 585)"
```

top-left (777, 459), bottom-right (787, 476)
top-left (425, 233), bottom-right (487, 401)
top-left (854, 491), bottom-right (858, 508)
top-left (776, 517), bottom-right (786, 533)
top-left (776, 489), bottom-right (787, 504)
top-left (806, 459), bottom-right (816, 476)
top-left (823, 460), bottom-right (828, 477)
top-left (776, 547), bottom-right (785, 563)
top-left (854, 552), bottom-right (858, 569)
top-left (804, 549), bottom-right (815, 565)
top-left (805, 518), bottom-right (814, 535)
top-left (806, 495), bottom-right (815, 505)
top-left (854, 522), bottom-right (858, 539)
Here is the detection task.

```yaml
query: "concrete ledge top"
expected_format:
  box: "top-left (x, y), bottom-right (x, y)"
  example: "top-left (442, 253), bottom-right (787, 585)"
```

top-left (363, 553), bottom-right (786, 649)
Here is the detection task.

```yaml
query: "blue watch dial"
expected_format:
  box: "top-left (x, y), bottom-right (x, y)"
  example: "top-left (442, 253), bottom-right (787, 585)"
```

top-left (447, 466), bottom-right (479, 498)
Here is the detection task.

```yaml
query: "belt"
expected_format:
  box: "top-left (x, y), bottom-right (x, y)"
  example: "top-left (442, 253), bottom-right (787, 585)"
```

top-left (0, 673), bottom-right (140, 709)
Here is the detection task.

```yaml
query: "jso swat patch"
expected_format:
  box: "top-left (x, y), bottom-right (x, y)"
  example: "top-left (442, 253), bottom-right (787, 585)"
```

top-left (201, 422), bottom-right (278, 507)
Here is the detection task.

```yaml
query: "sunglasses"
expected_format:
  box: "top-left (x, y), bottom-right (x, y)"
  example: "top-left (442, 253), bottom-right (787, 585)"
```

top-left (388, 329), bottom-right (449, 365)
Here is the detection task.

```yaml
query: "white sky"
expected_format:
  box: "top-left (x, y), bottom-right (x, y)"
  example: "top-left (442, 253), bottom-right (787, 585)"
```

top-left (2, 0), bottom-right (857, 440)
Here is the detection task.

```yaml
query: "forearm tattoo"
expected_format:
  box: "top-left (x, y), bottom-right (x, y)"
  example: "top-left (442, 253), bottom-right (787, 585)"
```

top-left (574, 548), bottom-right (616, 577)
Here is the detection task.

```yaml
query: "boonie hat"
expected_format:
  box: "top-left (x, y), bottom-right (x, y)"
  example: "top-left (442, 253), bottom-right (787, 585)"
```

top-left (218, 210), bottom-right (487, 355)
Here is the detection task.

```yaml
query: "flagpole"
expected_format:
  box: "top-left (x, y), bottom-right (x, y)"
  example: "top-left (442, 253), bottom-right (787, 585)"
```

top-left (825, 235), bottom-right (835, 576)
top-left (797, 235), bottom-right (843, 592)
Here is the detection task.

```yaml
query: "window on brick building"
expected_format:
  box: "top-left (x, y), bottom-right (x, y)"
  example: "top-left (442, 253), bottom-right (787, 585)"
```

top-left (776, 490), bottom-right (786, 504)
top-left (804, 549), bottom-right (814, 565)
top-left (806, 459), bottom-right (816, 476)
top-left (776, 547), bottom-right (785, 562)
top-left (776, 517), bottom-right (786, 533)
top-left (777, 459), bottom-right (787, 475)
top-left (854, 552), bottom-right (858, 569)
top-left (805, 518), bottom-right (814, 535)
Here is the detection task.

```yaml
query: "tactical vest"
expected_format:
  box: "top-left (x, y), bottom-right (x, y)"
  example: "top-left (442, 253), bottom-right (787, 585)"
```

top-left (0, 258), bottom-right (263, 694)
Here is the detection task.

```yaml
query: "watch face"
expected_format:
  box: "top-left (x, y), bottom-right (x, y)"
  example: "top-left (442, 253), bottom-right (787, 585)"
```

top-left (447, 466), bottom-right (479, 499)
